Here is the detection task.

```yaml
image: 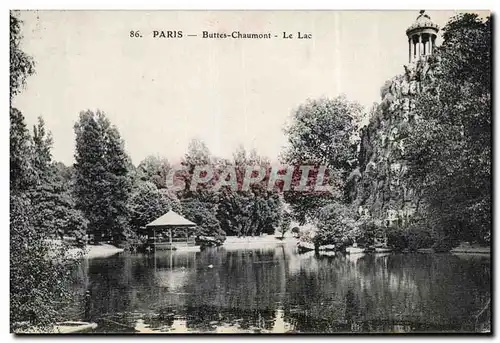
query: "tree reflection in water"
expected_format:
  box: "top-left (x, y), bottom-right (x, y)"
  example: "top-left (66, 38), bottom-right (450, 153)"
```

top-left (68, 246), bottom-right (490, 333)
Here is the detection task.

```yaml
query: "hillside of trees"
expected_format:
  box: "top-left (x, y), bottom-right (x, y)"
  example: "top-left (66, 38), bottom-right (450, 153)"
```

top-left (283, 13), bottom-right (491, 251)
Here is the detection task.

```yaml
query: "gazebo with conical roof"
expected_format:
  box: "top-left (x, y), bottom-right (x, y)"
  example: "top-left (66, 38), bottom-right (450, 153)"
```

top-left (144, 210), bottom-right (198, 250)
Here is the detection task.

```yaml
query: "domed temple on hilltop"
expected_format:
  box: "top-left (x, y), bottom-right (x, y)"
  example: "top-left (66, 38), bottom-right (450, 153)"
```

top-left (406, 10), bottom-right (439, 63)
top-left (352, 10), bottom-right (442, 231)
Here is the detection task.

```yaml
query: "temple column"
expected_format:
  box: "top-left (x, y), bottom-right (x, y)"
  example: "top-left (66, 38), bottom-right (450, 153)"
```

top-left (418, 34), bottom-right (422, 58)
top-left (408, 37), bottom-right (411, 63)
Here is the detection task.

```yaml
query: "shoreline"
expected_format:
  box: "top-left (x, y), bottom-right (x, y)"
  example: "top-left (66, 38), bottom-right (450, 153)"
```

top-left (66, 243), bottom-right (124, 259)
top-left (450, 246), bottom-right (490, 254)
top-left (222, 236), bottom-right (298, 249)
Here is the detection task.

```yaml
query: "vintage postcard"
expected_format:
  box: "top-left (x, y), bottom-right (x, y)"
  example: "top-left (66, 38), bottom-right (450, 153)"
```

top-left (10, 10), bottom-right (491, 334)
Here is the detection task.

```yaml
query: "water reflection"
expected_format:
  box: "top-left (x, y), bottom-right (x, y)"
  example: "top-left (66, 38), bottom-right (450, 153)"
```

top-left (69, 246), bottom-right (490, 333)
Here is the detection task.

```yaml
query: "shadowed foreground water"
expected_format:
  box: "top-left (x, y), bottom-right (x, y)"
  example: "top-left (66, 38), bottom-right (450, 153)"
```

top-left (68, 245), bottom-right (491, 333)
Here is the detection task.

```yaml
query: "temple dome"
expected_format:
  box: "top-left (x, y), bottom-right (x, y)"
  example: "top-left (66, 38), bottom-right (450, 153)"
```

top-left (406, 10), bottom-right (439, 36)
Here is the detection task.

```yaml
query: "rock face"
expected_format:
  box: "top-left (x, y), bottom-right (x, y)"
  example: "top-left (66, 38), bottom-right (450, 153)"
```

top-left (351, 57), bottom-right (438, 230)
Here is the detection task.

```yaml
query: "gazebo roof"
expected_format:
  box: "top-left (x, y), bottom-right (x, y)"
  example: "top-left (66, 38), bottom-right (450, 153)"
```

top-left (145, 210), bottom-right (196, 228)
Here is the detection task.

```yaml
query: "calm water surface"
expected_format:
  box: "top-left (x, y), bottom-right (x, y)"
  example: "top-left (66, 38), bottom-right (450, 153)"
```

top-left (68, 244), bottom-right (491, 333)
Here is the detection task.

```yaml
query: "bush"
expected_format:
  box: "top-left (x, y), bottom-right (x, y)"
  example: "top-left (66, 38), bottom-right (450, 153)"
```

top-left (432, 235), bottom-right (457, 252)
top-left (395, 222), bottom-right (434, 251)
top-left (356, 220), bottom-right (381, 246)
top-left (196, 235), bottom-right (225, 248)
top-left (314, 203), bottom-right (357, 248)
top-left (387, 229), bottom-right (406, 250)
top-left (11, 194), bottom-right (78, 329)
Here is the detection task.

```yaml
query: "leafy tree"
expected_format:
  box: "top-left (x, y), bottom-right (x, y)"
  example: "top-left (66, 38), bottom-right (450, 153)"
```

top-left (279, 210), bottom-right (292, 238)
top-left (216, 146), bottom-right (282, 236)
top-left (404, 13), bottom-right (491, 246)
top-left (10, 193), bottom-right (77, 329)
top-left (182, 198), bottom-right (225, 242)
top-left (10, 14), bottom-right (78, 329)
top-left (314, 202), bottom-right (358, 247)
top-left (104, 125), bottom-right (133, 242)
top-left (245, 193), bottom-right (281, 236)
top-left (216, 191), bottom-right (251, 236)
top-left (10, 12), bottom-right (35, 99)
top-left (282, 96), bottom-right (363, 223)
top-left (137, 155), bottom-right (170, 188)
top-left (159, 188), bottom-right (182, 213)
top-left (10, 107), bottom-right (34, 192)
top-left (282, 96), bottom-right (362, 176)
top-left (30, 171), bottom-right (88, 242)
top-left (29, 117), bottom-right (88, 244)
top-left (179, 138), bottom-right (215, 197)
top-left (128, 181), bottom-right (171, 231)
top-left (176, 139), bottom-right (226, 240)
top-left (74, 110), bottom-right (132, 244)
top-left (31, 117), bottom-right (53, 177)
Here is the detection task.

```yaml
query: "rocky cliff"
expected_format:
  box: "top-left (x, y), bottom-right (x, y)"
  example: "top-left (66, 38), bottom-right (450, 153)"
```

top-left (350, 56), bottom-right (439, 229)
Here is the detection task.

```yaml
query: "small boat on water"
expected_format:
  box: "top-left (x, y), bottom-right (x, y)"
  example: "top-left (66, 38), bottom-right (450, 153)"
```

top-left (375, 246), bottom-right (393, 253)
top-left (317, 244), bottom-right (336, 251)
top-left (54, 321), bottom-right (97, 333)
top-left (346, 246), bottom-right (365, 254)
top-left (346, 241), bottom-right (366, 254)
top-left (318, 250), bottom-right (336, 257)
top-left (417, 248), bottom-right (435, 254)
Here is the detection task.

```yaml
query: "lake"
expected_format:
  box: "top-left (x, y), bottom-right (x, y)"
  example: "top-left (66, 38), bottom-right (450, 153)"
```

top-left (68, 244), bottom-right (491, 333)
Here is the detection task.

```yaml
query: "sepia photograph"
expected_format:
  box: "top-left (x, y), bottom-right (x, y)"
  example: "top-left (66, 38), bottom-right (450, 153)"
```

top-left (9, 9), bottom-right (491, 334)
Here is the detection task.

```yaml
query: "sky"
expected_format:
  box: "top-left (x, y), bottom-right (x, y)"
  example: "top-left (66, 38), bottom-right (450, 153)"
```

top-left (13, 10), bottom-right (487, 166)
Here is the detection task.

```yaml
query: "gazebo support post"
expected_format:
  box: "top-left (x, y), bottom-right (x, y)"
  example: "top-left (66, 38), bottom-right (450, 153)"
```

top-left (169, 228), bottom-right (173, 251)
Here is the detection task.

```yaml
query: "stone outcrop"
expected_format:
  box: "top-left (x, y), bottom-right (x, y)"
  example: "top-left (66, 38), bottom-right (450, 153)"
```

top-left (350, 56), bottom-right (439, 229)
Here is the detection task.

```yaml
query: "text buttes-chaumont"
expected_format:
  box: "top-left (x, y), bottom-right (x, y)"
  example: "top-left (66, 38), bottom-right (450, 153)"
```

top-left (202, 31), bottom-right (272, 39)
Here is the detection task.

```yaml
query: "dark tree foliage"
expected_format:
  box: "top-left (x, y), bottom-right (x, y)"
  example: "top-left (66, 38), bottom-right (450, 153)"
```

top-left (10, 107), bottom-right (34, 193)
top-left (314, 202), bottom-right (358, 247)
top-left (10, 12), bottom-right (35, 99)
top-left (137, 155), bottom-right (170, 189)
top-left (10, 193), bottom-right (76, 329)
top-left (74, 110), bottom-right (132, 244)
top-left (171, 141), bottom-right (282, 238)
top-left (405, 14), bottom-right (491, 245)
top-left (279, 210), bottom-right (292, 238)
top-left (177, 139), bottom-right (224, 238)
top-left (10, 13), bottom-right (79, 330)
top-left (30, 117), bottom-right (88, 244)
top-left (215, 146), bottom-right (282, 237)
top-left (182, 198), bottom-right (226, 241)
top-left (128, 181), bottom-right (172, 231)
top-left (282, 96), bottom-right (362, 223)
